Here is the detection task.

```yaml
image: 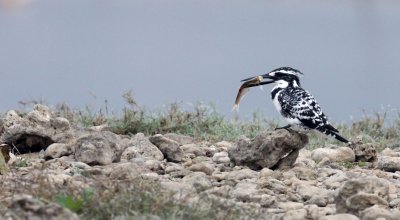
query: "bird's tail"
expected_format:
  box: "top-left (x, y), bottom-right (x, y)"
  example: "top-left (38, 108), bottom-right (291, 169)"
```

top-left (316, 127), bottom-right (350, 144)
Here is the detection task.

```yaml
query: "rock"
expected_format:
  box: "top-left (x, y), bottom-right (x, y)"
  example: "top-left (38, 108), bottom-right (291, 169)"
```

top-left (164, 133), bottom-right (194, 145)
top-left (377, 156), bottom-right (400, 172)
top-left (232, 182), bottom-right (259, 202)
top-left (181, 144), bottom-right (206, 156)
top-left (215, 141), bottom-right (233, 150)
top-left (228, 130), bottom-right (308, 170)
top-left (212, 151), bottom-right (230, 164)
top-left (149, 134), bottom-right (184, 162)
top-left (74, 131), bottom-right (121, 165)
top-left (120, 133), bottom-right (164, 161)
top-left (323, 171), bottom-right (348, 189)
top-left (349, 142), bottom-right (376, 162)
top-left (182, 172), bottom-right (212, 192)
top-left (335, 177), bottom-right (389, 216)
top-left (291, 166), bottom-right (317, 181)
top-left (381, 148), bottom-right (400, 157)
top-left (0, 144), bottom-right (9, 174)
top-left (311, 147), bottom-right (355, 163)
top-left (306, 204), bottom-right (336, 219)
top-left (4, 194), bottom-right (78, 220)
top-left (259, 168), bottom-right (274, 178)
top-left (0, 143), bottom-right (11, 163)
top-left (44, 143), bottom-right (73, 160)
top-left (296, 184), bottom-right (331, 205)
top-left (188, 162), bottom-right (215, 175)
top-left (319, 214), bottom-right (360, 220)
top-left (282, 208), bottom-right (307, 220)
top-left (102, 162), bottom-right (143, 180)
top-left (0, 105), bottom-right (74, 154)
top-left (277, 202), bottom-right (304, 211)
top-left (275, 149), bottom-right (301, 170)
top-left (130, 158), bottom-right (166, 174)
top-left (359, 205), bottom-right (400, 220)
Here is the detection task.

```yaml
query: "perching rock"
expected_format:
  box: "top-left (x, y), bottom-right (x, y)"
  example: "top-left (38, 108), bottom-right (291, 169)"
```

top-left (335, 177), bottom-right (389, 216)
top-left (228, 130), bottom-right (308, 170)
top-left (149, 134), bottom-right (184, 162)
top-left (0, 104), bottom-right (74, 153)
top-left (311, 147), bottom-right (355, 163)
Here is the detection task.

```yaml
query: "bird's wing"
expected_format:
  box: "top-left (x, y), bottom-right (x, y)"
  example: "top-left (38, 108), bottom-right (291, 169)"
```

top-left (279, 88), bottom-right (338, 132)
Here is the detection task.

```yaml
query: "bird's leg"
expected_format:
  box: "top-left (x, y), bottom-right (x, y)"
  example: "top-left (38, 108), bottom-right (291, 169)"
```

top-left (275, 124), bottom-right (292, 132)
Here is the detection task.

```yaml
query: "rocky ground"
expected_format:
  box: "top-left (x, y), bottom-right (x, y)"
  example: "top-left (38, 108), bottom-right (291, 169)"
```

top-left (1, 105), bottom-right (400, 220)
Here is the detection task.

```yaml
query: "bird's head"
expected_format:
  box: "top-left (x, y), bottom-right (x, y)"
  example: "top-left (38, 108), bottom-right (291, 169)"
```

top-left (241, 67), bottom-right (303, 88)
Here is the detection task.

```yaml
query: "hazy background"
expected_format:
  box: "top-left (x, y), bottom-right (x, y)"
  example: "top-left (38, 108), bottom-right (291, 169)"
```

top-left (1, 0), bottom-right (399, 123)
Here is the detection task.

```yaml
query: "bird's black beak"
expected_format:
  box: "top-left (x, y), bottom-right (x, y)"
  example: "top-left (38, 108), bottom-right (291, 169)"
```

top-left (240, 73), bottom-right (275, 88)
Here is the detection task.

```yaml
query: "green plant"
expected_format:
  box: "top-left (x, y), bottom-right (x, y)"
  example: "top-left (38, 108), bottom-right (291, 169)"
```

top-left (56, 188), bottom-right (94, 213)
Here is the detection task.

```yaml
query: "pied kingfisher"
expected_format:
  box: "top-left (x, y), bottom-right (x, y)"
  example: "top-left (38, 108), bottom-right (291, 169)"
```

top-left (240, 67), bottom-right (350, 144)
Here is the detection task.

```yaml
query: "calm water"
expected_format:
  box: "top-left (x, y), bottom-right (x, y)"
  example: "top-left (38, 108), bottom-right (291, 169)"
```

top-left (1, 0), bottom-right (400, 123)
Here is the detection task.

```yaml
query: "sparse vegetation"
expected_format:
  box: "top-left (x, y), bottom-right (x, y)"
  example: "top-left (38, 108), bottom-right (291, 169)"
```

top-left (1, 93), bottom-right (400, 219)
top-left (53, 91), bottom-right (400, 150)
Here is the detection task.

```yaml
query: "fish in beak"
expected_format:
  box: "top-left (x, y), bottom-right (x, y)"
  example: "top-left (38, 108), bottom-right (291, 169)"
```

top-left (232, 74), bottom-right (275, 111)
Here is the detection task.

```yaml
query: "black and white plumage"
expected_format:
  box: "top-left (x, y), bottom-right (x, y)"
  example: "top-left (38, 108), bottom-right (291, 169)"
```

top-left (241, 67), bottom-right (350, 144)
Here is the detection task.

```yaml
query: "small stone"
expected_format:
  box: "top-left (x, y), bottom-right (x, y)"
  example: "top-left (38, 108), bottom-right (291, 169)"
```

top-left (188, 162), bottom-right (214, 175)
top-left (377, 156), bottom-right (400, 172)
top-left (311, 147), bottom-right (355, 163)
top-left (164, 133), bottom-right (194, 145)
top-left (349, 142), bottom-right (376, 162)
top-left (282, 208), bottom-right (307, 220)
top-left (149, 134), bottom-right (184, 162)
top-left (359, 205), bottom-right (400, 220)
top-left (182, 172), bottom-right (212, 192)
top-left (319, 214), bottom-right (360, 220)
top-left (335, 177), bottom-right (389, 215)
top-left (44, 143), bottom-right (72, 160)
top-left (181, 144), bottom-right (206, 156)
top-left (277, 202), bottom-right (304, 211)
top-left (259, 168), bottom-right (274, 178)
top-left (212, 151), bottom-right (230, 163)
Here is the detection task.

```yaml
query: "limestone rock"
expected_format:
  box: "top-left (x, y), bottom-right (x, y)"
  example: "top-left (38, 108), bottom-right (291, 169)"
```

top-left (149, 134), bottom-right (184, 162)
top-left (0, 105), bottom-right (74, 154)
top-left (182, 172), bottom-right (212, 192)
top-left (164, 133), bottom-right (194, 145)
top-left (282, 208), bottom-right (307, 220)
top-left (4, 194), bottom-right (78, 220)
top-left (74, 131), bottom-right (121, 165)
top-left (212, 151), bottom-right (230, 164)
top-left (44, 143), bottom-right (73, 160)
top-left (319, 214), bottom-right (360, 220)
top-left (181, 144), bottom-right (206, 156)
top-left (377, 156), bottom-right (400, 172)
top-left (335, 177), bottom-right (389, 216)
top-left (120, 133), bottom-right (164, 161)
top-left (228, 130), bottom-right (308, 170)
top-left (349, 142), bottom-right (376, 162)
top-left (0, 144), bottom-right (9, 174)
top-left (311, 147), bottom-right (355, 163)
top-left (188, 162), bottom-right (214, 175)
top-left (359, 205), bottom-right (400, 220)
